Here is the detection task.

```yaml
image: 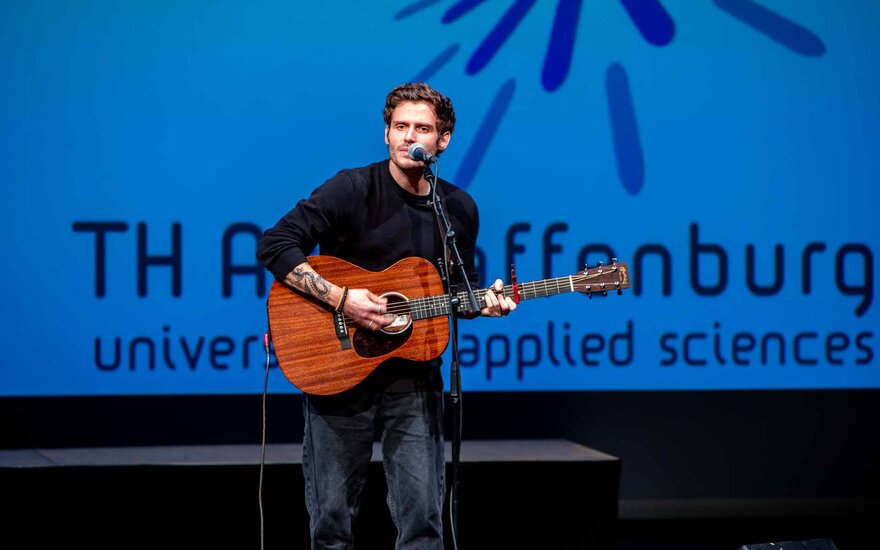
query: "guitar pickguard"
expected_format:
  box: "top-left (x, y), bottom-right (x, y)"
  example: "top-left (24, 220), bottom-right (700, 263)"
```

top-left (352, 322), bottom-right (413, 358)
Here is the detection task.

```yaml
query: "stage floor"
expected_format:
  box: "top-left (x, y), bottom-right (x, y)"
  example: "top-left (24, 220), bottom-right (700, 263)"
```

top-left (0, 438), bottom-right (618, 468)
top-left (4, 440), bottom-right (871, 549)
top-left (2, 438), bottom-right (620, 549)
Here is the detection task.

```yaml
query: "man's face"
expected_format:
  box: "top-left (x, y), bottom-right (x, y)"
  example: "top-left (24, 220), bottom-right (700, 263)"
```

top-left (385, 101), bottom-right (451, 171)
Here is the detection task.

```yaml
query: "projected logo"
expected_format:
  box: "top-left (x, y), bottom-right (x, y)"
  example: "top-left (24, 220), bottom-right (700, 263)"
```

top-left (395, 0), bottom-right (824, 195)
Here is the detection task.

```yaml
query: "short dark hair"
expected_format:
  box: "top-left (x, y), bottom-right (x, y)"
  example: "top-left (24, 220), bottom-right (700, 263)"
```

top-left (383, 82), bottom-right (456, 136)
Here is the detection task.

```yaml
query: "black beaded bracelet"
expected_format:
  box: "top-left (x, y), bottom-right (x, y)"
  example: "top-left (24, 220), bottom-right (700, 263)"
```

top-left (335, 286), bottom-right (348, 313)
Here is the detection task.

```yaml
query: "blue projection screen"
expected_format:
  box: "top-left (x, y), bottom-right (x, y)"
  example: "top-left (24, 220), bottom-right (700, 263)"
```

top-left (1, 1), bottom-right (877, 396)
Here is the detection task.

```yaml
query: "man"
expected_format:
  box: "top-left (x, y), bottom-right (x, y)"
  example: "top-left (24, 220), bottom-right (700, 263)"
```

top-left (257, 82), bottom-right (515, 549)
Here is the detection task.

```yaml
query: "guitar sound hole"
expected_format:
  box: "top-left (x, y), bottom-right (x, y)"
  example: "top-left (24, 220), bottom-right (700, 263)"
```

top-left (378, 292), bottom-right (412, 335)
top-left (353, 323), bottom-right (412, 358)
top-left (352, 292), bottom-right (412, 358)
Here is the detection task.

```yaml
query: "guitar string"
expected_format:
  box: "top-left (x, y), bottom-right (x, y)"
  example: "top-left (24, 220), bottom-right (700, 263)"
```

top-left (339, 268), bottom-right (622, 323)
top-left (341, 270), bottom-right (622, 320)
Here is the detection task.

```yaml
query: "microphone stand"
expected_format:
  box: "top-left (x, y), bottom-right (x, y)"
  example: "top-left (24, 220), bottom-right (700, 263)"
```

top-left (423, 160), bottom-right (477, 548)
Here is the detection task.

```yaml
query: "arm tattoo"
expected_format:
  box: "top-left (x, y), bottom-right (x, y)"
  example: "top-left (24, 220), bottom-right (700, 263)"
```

top-left (290, 266), bottom-right (331, 300)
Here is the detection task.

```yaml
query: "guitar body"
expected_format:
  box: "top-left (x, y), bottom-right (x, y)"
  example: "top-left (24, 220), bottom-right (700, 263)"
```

top-left (267, 256), bottom-right (450, 395)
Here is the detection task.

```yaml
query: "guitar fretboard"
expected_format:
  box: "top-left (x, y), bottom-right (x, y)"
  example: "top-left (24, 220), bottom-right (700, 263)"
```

top-left (399, 265), bottom-right (626, 320)
top-left (406, 274), bottom-right (596, 319)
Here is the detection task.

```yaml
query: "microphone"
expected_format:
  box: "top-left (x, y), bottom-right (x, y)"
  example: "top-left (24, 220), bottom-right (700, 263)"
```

top-left (407, 143), bottom-right (437, 164)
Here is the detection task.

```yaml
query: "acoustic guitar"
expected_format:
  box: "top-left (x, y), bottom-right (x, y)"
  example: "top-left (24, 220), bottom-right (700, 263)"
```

top-left (267, 255), bottom-right (630, 395)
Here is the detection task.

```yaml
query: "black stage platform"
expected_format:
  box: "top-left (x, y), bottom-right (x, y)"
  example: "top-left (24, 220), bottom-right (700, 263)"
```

top-left (2, 439), bottom-right (620, 549)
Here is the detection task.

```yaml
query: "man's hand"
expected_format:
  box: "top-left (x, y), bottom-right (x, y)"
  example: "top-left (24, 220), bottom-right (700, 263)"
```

top-left (344, 288), bottom-right (392, 330)
top-left (480, 278), bottom-right (516, 317)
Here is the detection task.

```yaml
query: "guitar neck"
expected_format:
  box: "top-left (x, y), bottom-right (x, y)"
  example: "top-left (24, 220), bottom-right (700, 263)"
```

top-left (408, 275), bottom-right (582, 319)
top-left (462, 277), bottom-right (578, 312)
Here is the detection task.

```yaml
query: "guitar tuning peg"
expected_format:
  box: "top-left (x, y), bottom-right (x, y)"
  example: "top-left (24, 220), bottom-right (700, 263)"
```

top-left (597, 260), bottom-right (603, 267)
top-left (588, 292), bottom-right (592, 300)
top-left (617, 289), bottom-right (623, 296)
top-left (602, 290), bottom-right (608, 297)
top-left (611, 257), bottom-right (618, 265)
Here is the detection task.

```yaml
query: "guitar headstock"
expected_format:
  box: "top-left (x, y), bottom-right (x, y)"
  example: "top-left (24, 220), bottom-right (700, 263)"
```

top-left (573, 259), bottom-right (631, 297)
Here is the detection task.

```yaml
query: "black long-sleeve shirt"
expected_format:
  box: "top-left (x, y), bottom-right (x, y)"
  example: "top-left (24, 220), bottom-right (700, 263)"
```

top-left (258, 160), bottom-right (479, 287)
top-left (257, 159), bottom-right (480, 392)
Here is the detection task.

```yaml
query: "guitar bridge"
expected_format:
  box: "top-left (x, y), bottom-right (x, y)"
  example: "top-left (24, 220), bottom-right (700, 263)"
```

top-left (331, 310), bottom-right (351, 350)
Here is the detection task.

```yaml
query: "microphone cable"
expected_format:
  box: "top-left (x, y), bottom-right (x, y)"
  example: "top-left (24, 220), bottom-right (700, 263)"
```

top-left (259, 332), bottom-right (271, 550)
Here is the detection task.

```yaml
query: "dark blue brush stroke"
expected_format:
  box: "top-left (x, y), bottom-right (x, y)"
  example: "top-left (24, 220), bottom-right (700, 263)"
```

top-left (394, 0), bottom-right (446, 21)
top-left (713, 0), bottom-right (825, 56)
top-left (542, 0), bottom-right (582, 91)
top-left (411, 44), bottom-right (460, 83)
top-left (606, 63), bottom-right (644, 195)
top-left (621, 0), bottom-right (675, 46)
top-left (466, 0), bottom-right (536, 75)
top-left (443, 0), bottom-right (487, 24)
top-left (455, 79), bottom-right (516, 189)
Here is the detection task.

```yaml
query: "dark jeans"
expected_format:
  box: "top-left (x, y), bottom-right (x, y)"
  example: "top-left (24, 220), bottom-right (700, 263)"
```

top-left (302, 388), bottom-right (445, 550)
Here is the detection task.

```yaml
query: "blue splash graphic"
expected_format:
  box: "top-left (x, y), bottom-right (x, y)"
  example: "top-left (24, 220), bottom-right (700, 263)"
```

top-left (443, 0), bottom-right (486, 24)
top-left (606, 63), bottom-right (644, 196)
top-left (713, 0), bottom-right (825, 56)
top-left (454, 79), bottom-right (516, 189)
top-left (542, 0), bottom-right (582, 92)
top-left (394, 0), bottom-right (446, 21)
top-left (411, 44), bottom-right (460, 83)
top-left (403, 1), bottom-right (825, 194)
top-left (466, 0), bottom-right (535, 75)
top-left (621, 0), bottom-right (675, 46)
